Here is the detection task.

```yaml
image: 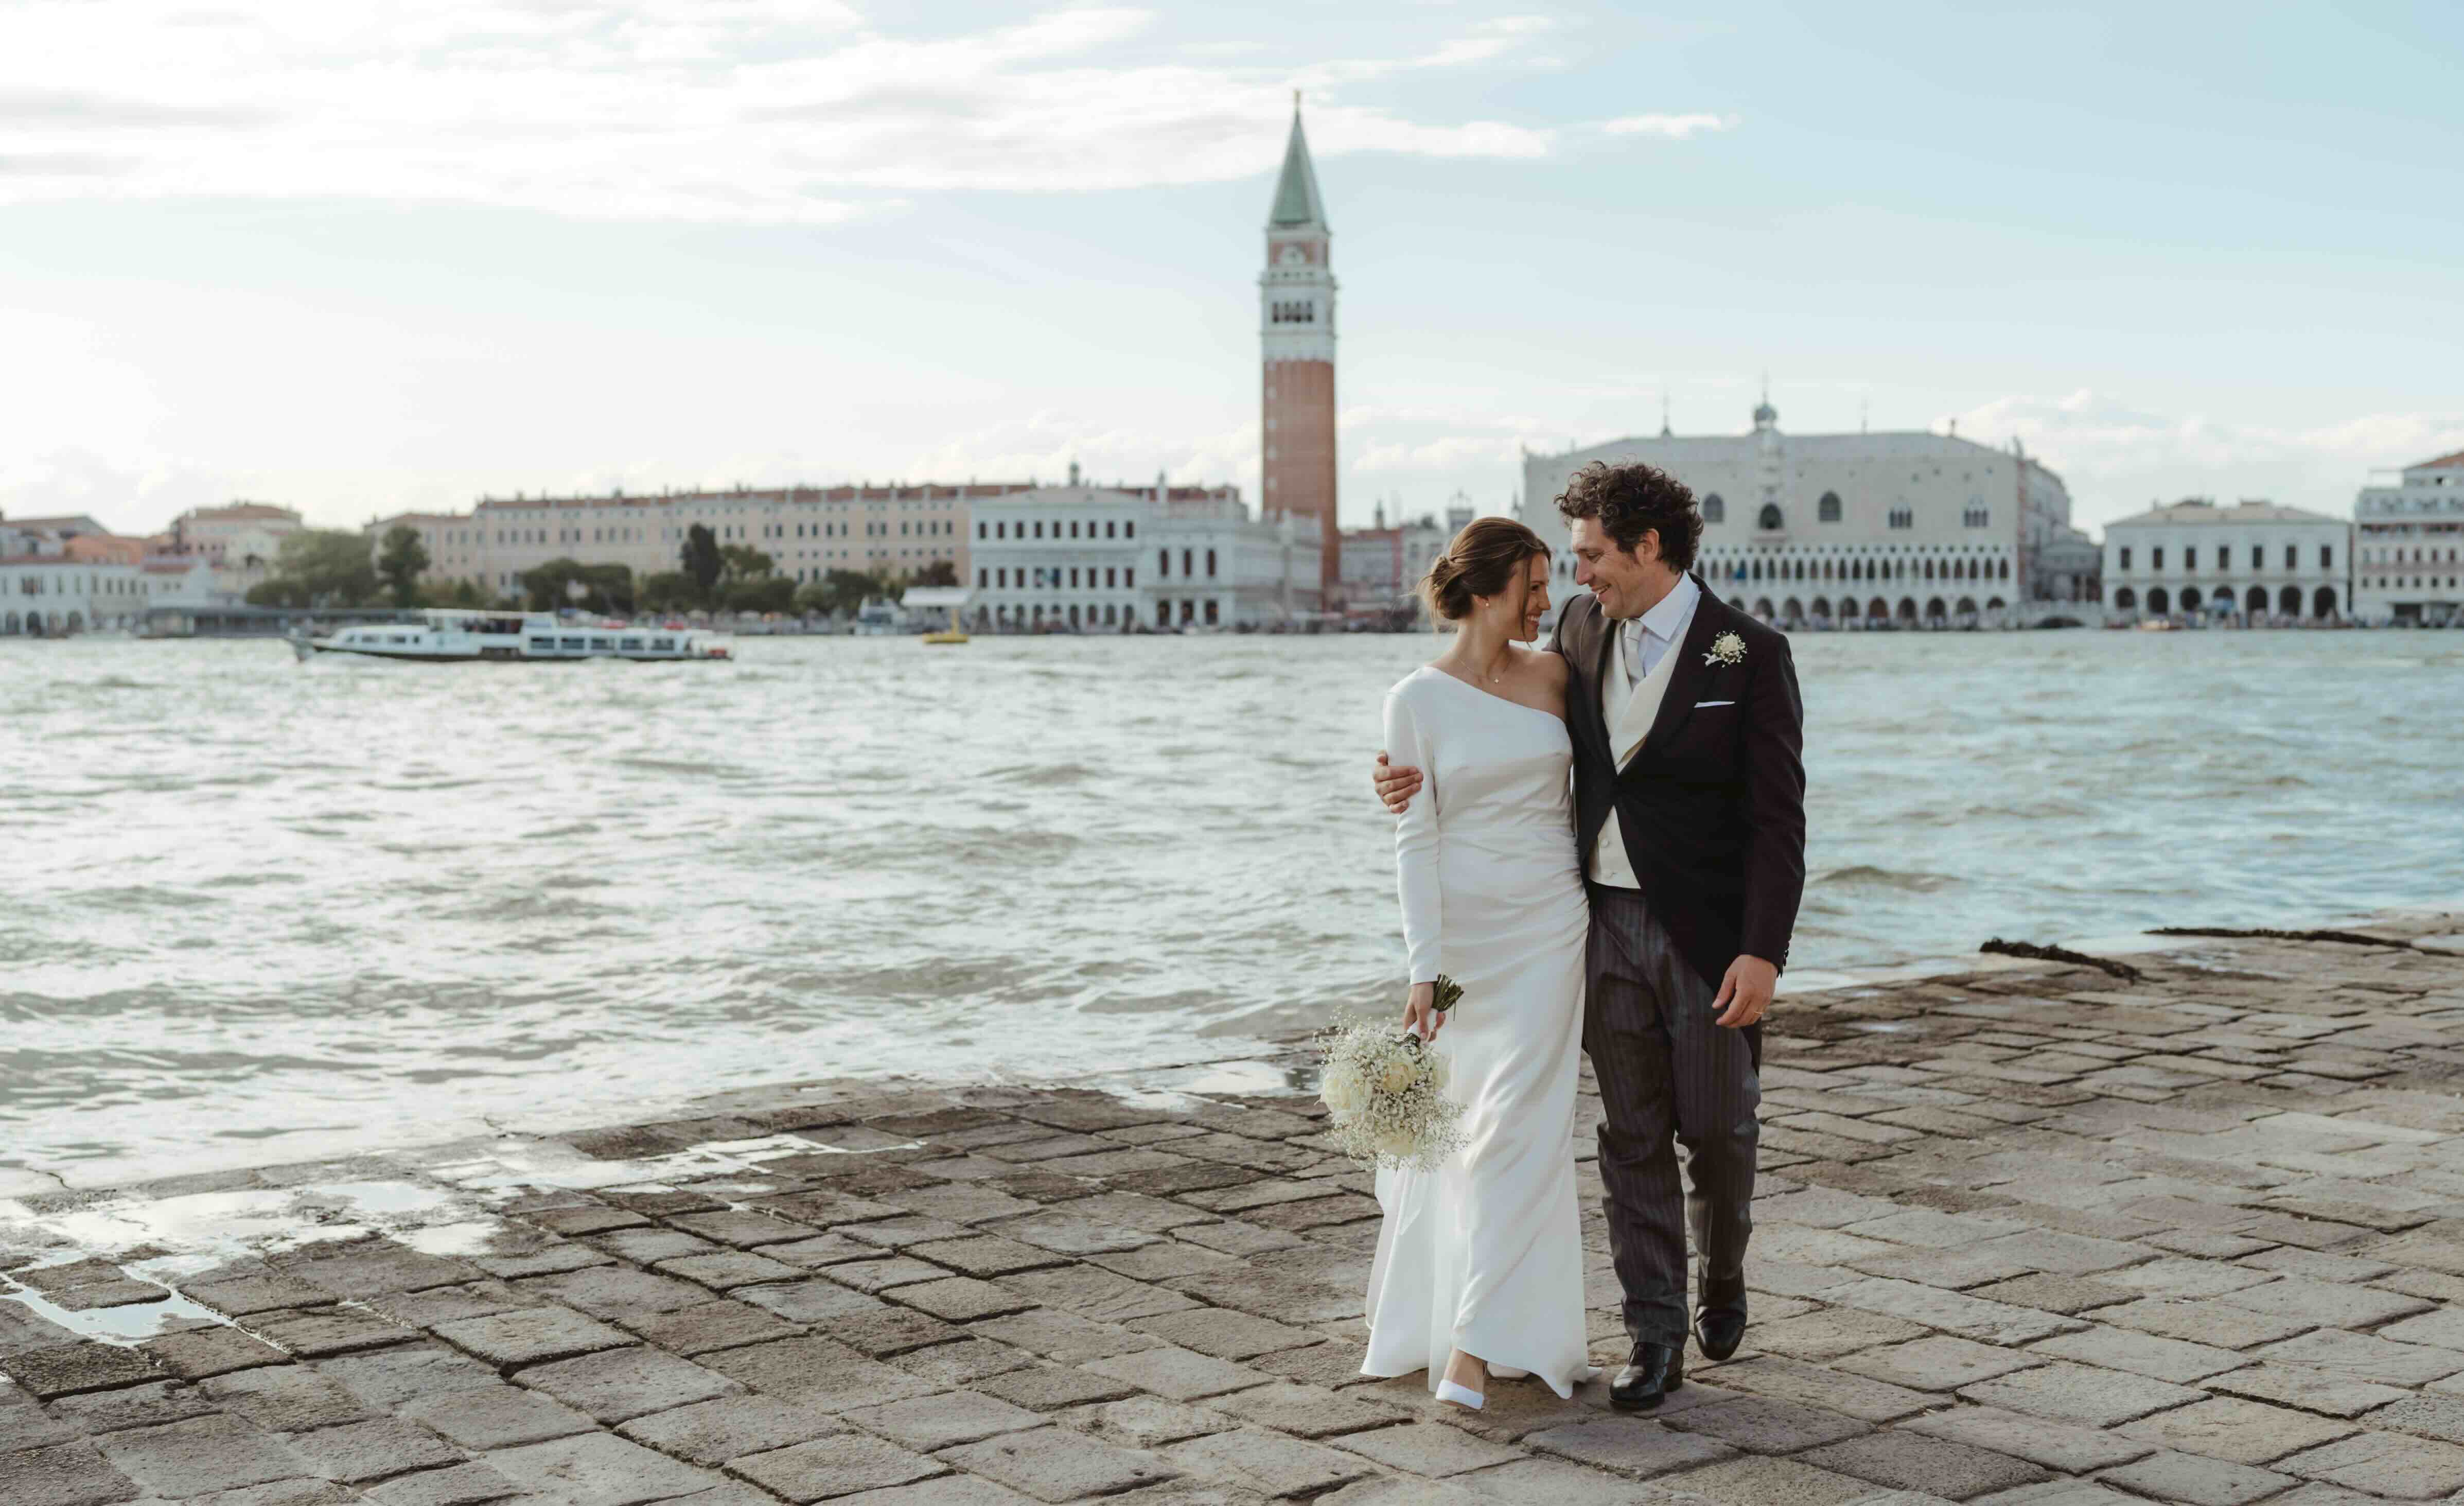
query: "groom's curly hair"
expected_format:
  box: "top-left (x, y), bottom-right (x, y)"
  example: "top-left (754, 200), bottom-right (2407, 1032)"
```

top-left (1555, 461), bottom-right (1702, 572)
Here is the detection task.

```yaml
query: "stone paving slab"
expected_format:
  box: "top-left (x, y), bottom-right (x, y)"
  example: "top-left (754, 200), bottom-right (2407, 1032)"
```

top-left (6, 916), bottom-right (2464, 1503)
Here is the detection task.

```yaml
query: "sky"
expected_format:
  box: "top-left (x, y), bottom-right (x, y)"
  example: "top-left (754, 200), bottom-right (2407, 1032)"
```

top-left (2, 1), bottom-right (2459, 539)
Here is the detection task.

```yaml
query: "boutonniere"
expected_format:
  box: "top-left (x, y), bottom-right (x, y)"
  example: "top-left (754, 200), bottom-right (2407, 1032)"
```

top-left (1703, 632), bottom-right (1746, 668)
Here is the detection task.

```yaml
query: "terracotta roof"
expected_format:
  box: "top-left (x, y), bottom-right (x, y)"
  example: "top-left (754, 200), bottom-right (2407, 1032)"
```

top-left (188, 503), bottom-right (300, 521)
top-left (470, 482), bottom-right (1043, 514)
top-left (2410, 449), bottom-right (2464, 471)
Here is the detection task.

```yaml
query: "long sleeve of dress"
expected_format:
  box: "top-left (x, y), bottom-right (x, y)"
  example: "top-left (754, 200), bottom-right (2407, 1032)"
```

top-left (1384, 688), bottom-right (1443, 985)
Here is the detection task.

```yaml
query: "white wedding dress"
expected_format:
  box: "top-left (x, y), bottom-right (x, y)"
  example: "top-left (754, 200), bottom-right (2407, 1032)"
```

top-left (1361, 666), bottom-right (1592, 1397)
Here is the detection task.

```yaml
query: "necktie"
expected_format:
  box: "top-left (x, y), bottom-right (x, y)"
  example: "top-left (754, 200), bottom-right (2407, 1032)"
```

top-left (1624, 619), bottom-right (1648, 689)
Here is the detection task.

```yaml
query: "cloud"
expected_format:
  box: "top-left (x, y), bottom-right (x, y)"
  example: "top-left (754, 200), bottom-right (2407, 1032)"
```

top-left (0, 448), bottom-right (240, 535)
top-left (1601, 112), bottom-right (1737, 139)
top-left (896, 410), bottom-right (1259, 496)
top-left (1951, 389), bottom-right (2464, 529)
top-left (0, 3), bottom-right (1697, 221)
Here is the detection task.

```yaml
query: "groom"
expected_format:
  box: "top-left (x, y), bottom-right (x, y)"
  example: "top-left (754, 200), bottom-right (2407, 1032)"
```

top-left (1376, 459), bottom-right (1805, 1410)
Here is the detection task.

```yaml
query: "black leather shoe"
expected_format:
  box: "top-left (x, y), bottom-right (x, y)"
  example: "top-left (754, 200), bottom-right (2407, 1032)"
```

top-left (1695, 1280), bottom-right (1748, 1363)
top-left (1609, 1342), bottom-right (1683, 1411)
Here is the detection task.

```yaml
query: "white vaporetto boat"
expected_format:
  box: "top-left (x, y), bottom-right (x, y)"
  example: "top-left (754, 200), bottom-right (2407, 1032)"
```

top-left (290, 610), bottom-right (731, 664)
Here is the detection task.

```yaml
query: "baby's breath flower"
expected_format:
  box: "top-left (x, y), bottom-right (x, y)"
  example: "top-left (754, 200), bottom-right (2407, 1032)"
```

top-left (1314, 1013), bottom-right (1469, 1171)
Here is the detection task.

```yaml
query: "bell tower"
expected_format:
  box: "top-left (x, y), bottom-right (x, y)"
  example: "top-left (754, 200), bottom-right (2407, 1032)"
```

top-left (1259, 96), bottom-right (1339, 596)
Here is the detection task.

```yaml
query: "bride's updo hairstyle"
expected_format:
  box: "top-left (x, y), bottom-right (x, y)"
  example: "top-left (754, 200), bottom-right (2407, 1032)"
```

top-left (1420, 516), bottom-right (1550, 622)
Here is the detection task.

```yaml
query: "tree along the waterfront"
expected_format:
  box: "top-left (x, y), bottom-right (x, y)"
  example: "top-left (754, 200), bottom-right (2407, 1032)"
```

top-left (377, 525), bottom-right (430, 607)
top-left (519, 558), bottom-right (635, 615)
top-left (680, 524), bottom-right (724, 603)
top-left (245, 529), bottom-right (381, 607)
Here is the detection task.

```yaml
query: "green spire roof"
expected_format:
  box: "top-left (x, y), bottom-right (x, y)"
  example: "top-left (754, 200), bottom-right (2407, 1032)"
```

top-left (1266, 107), bottom-right (1327, 231)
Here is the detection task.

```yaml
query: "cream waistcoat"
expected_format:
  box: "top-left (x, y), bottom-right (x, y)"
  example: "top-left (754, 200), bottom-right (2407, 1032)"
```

top-left (1589, 617), bottom-right (1684, 889)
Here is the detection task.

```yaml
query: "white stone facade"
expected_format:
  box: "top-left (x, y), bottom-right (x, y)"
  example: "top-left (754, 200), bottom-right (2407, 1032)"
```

top-left (371, 483), bottom-right (1037, 599)
top-left (965, 487), bottom-right (1322, 632)
top-left (1149, 495), bottom-right (1323, 629)
top-left (2103, 500), bottom-right (2349, 623)
top-left (2354, 451), bottom-right (2464, 625)
top-left (970, 488), bottom-right (1152, 632)
top-left (0, 557), bottom-right (148, 633)
top-left (1519, 402), bottom-right (2083, 628)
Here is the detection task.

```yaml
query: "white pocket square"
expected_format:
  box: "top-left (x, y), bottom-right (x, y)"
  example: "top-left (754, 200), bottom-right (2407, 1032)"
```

top-left (1695, 699), bottom-right (1736, 708)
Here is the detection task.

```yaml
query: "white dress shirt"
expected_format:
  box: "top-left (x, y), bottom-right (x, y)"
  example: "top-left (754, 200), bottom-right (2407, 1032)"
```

top-left (1592, 575), bottom-right (1700, 890)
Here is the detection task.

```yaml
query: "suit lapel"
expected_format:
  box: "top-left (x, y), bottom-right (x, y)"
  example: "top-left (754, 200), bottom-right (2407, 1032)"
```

top-left (1635, 574), bottom-right (1726, 765)
top-left (1574, 598), bottom-right (1618, 769)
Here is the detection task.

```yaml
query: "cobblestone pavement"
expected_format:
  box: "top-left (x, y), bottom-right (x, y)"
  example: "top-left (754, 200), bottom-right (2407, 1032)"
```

top-left (8, 914), bottom-right (2464, 1504)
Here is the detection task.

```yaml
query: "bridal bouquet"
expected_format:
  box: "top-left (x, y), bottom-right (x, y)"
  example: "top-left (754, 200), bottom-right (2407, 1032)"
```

top-left (1316, 976), bottom-right (1468, 1171)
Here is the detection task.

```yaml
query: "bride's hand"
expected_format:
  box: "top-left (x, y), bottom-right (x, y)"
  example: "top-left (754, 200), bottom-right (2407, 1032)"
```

top-left (1401, 982), bottom-right (1442, 1041)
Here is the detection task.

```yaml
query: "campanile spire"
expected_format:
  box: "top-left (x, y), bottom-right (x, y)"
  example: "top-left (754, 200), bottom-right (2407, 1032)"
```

top-left (1259, 99), bottom-right (1339, 595)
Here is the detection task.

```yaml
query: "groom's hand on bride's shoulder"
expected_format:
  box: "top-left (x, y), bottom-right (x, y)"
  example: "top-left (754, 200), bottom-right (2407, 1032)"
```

top-left (1714, 955), bottom-right (1777, 1029)
top-left (1372, 752), bottom-right (1421, 813)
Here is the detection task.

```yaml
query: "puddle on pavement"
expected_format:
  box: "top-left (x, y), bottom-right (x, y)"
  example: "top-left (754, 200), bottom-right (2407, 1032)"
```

top-left (0, 1267), bottom-right (234, 1347)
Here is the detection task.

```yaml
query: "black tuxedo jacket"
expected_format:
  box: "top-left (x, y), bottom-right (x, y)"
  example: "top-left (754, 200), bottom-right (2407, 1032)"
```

top-left (1553, 577), bottom-right (1807, 991)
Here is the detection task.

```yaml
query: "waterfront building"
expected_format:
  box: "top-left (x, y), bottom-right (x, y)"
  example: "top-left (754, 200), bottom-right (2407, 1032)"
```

top-left (969, 483), bottom-right (1320, 632)
top-left (971, 487), bottom-right (1151, 631)
top-left (1150, 489), bottom-right (1323, 629)
top-left (369, 481), bottom-right (1042, 599)
top-left (0, 555), bottom-right (149, 634)
top-left (1339, 498), bottom-right (1474, 624)
top-left (1260, 101), bottom-right (1341, 597)
top-left (163, 502), bottom-right (303, 601)
top-left (1519, 399), bottom-right (2090, 628)
top-left (2102, 499), bottom-right (2349, 623)
top-left (170, 502), bottom-right (301, 564)
top-left (2354, 449), bottom-right (2464, 625)
top-left (4, 514), bottom-right (115, 545)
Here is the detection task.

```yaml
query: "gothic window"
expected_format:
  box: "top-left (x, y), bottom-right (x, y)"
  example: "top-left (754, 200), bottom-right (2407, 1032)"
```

top-left (1758, 504), bottom-right (1784, 531)
top-left (1206, 549), bottom-right (1218, 577)
top-left (1702, 493), bottom-right (1725, 524)
top-left (1819, 492), bottom-right (1841, 523)
top-left (1888, 508), bottom-right (1913, 530)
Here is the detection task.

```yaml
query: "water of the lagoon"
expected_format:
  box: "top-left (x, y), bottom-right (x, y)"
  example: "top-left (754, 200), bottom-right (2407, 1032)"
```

top-left (5, 629), bottom-right (2459, 1185)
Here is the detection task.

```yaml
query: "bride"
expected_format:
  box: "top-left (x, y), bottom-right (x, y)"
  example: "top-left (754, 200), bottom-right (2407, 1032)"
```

top-left (1361, 516), bottom-right (1593, 1409)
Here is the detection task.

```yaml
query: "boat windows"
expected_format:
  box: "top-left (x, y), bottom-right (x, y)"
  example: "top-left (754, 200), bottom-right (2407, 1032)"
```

top-left (620, 637), bottom-right (644, 651)
top-left (529, 637), bottom-right (556, 652)
top-left (559, 637), bottom-right (586, 650)
top-left (650, 637), bottom-right (674, 650)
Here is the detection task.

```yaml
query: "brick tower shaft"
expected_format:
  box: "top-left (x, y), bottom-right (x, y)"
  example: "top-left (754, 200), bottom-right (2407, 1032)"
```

top-left (1259, 101), bottom-right (1339, 599)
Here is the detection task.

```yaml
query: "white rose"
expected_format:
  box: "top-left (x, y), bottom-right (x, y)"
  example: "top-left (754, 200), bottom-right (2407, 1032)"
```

top-left (1320, 1067), bottom-right (1368, 1115)
top-left (1378, 1056), bottom-right (1419, 1096)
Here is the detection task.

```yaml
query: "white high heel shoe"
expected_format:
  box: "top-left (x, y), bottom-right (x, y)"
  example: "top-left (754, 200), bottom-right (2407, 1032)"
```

top-left (1434, 1378), bottom-right (1484, 1410)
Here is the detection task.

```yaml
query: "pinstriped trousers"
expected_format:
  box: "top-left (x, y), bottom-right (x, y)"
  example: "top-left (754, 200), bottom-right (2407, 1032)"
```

top-left (1583, 885), bottom-right (1761, 1349)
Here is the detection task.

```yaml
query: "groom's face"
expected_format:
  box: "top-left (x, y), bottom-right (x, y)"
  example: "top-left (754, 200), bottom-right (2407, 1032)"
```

top-left (1570, 517), bottom-right (1656, 621)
